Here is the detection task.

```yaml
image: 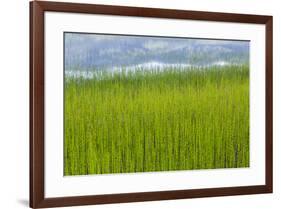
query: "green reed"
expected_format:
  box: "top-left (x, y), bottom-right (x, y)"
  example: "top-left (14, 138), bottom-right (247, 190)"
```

top-left (64, 65), bottom-right (249, 175)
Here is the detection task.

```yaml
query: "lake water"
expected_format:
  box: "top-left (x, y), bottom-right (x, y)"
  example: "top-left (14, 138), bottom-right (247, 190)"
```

top-left (65, 61), bottom-right (239, 79)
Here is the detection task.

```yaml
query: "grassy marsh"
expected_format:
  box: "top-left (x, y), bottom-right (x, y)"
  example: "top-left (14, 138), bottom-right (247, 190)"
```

top-left (64, 65), bottom-right (249, 175)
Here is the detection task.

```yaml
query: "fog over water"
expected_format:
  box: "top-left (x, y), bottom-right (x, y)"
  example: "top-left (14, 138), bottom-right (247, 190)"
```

top-left (64, 32), bottom-right (250, 77)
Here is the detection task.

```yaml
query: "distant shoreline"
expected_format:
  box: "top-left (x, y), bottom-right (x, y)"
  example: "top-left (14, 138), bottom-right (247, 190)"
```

top-left (65, 63), bottom-right (249, 79)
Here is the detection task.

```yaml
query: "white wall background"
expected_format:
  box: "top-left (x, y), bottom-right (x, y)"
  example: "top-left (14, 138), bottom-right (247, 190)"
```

top-left (0, 0), bottom-right (279, 208)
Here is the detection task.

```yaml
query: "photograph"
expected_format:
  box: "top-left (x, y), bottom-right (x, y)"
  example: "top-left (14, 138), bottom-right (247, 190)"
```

top-left (64, 33), bottom-right (250, 176)
top-left (29, 1), bottom-right (273, 207)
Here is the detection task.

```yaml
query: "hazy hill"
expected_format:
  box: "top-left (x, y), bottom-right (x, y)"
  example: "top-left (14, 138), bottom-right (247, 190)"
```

top-left (65, 33), bottom-right (249, 71)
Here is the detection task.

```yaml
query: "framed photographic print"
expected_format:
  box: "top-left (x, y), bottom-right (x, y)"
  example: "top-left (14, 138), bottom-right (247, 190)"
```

top-left (30, 1), bottom-right (273, 208)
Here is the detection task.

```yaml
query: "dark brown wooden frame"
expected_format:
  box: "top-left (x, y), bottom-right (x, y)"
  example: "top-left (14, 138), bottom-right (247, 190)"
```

top-left (30, 1), bottom-right (273, 208)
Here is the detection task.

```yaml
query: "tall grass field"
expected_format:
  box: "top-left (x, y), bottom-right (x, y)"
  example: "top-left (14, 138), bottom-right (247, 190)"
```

top-left (64, 65), bottom-right (249, 176)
